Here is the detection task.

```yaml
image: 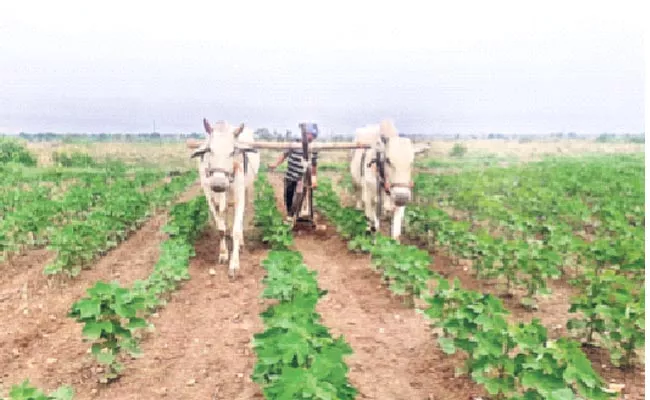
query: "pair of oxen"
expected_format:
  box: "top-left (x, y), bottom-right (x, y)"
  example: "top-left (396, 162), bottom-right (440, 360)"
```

top-left (191, 118), bottom-right (428, 278)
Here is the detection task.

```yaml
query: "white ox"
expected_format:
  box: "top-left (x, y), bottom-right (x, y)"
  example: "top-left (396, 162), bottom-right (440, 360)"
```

top-left (190, 118), bottom-right (260, 278)
top-left (350, 120), bottom-right (428, 241)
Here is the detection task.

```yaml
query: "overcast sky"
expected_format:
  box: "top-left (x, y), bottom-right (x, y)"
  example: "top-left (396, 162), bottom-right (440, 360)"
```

top-left (0, 0), bottom-right (645, 135)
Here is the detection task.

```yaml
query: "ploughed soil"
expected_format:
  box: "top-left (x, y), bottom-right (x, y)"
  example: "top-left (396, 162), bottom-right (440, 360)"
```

top-left (319, 173), bottom-right (644, 399)
top-left (0, 180), bottom-right (265, 400)
top-left (0, 183), bottom-right (265, 400)
top-left (2, 172), bottom-right (641, 399)
top-left (269, 172), bottom-right (486, 399)
top-left (87, 228), bottom-right (268, 400)
top-left (425, 251), bottom-right (645, 400)
top-left (293, 232), bottom-right (486, 400)
top-left (0, 209), bottom-right (177, 397)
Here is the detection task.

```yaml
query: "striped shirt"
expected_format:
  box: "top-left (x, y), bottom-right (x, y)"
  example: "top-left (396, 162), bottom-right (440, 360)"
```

top-left (284, 143), bottom-right (318, 182)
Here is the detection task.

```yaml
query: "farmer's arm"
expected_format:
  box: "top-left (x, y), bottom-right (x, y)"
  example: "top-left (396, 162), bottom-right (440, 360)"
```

top-left (268, 150), bottom-right (290, 170)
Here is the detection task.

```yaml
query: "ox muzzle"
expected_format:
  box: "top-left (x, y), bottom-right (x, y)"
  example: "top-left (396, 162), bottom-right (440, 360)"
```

top-left (392, 187), bottom-right (411, 206)
top-left (387, 182), bottom-right (413, 207)
top-left (206, 168), bottom-right (234, 193)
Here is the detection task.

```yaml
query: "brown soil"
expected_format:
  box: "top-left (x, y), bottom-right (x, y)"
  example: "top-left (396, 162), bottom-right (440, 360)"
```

top-left (427, 252), bottom-right (577, 338)
top-left (0, 184), bottom-right (207, 397)
top-left (0, 210), bottom-right (172, 395)
top-left (267, 172), bottom-right (485, 399)
top-left (424, 252), bottom-right (645, 399)
top-left (583, 346), bottom-right (645, 400)
top-left (2, 170), bottom-right (642, 399)
top-left (83, 228), bottom-right (268, 400)
top-left (323, 177), bottom-right (645, 399)
top-left (293, 233), bottom-right (486, 400)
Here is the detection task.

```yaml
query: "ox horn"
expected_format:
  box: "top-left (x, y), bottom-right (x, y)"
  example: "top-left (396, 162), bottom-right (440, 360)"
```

top-left (203, 118), bottom-right (213, 135)
top-left (233, 123), bottom-right (245, 138)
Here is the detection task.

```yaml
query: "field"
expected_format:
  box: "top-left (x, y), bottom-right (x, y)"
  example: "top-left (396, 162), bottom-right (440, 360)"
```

top-left (0, 137), bottom-right (644, 400)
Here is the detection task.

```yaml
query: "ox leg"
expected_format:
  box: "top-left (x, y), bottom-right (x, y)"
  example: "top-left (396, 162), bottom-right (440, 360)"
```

top-left (363, 182), bottom-right (378, 233)
top-left (202, 187), bottom-right (228, 264)
top-left (199, 162), bottom-right (220, 227)
top-left (216, 194), bottom-right (229, 264)
top-left (239, 182), bottom-right (255, 249)
top-left (202, 186), bottom-right (220, 231)
top-left (354, 182), bottom-right (363, 209)
top-left (392, 206), bottom-right (405, 242)
top-left (384, 194), bottom-right (393, 218)
top-left (229, 175), bottom-right (246, 278)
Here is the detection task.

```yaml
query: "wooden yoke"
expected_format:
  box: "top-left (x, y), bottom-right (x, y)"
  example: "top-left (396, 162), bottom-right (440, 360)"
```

top-left (186, 140), bottom-right (371, 151)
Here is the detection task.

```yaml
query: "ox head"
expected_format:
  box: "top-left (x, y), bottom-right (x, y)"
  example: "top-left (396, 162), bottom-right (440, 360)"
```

top-left (378, 120), bottom-right (429, 207)
top-left (191, 118), bottom-right (245, 193)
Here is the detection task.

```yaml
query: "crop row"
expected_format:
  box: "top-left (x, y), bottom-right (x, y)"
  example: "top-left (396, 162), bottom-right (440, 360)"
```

top-left (0, 156), bottom-right (133, 189)
top-left (1, 169), bottom-right (166, 261)
top-left (44, 171), bottom-right (196, 276)
top-left (314, 178), bottom-right (615, 400)
top-left (407, 178), bottom-right (644, 367)
top-left (251, 172), bottom-right (358, 399)
top-left (406, 206), bottom-right (565, 308)
top-left (69, 194), bottom-right (209, 381)
top-left (0, 168), bottom-right (118, 219)
top-left (1, 379), bottom-right (74, 400)
top-left (3, 188), bottom-right (208, 398)
top-left (314, 182), bottom-right (434, 302)
top-left (412, 154), bottom-right (644, 272)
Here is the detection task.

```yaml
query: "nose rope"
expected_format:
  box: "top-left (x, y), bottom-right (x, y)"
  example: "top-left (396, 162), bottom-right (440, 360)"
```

top-left (203, 148), bottom-right (253, 183)
top-left (206, 167), bottom-right (235, 183)
top-left (363, 145), bottom-right (413, 196)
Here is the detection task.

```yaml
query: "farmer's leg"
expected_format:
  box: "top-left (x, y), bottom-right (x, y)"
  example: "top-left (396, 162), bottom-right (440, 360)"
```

top-left (284, 178), bottom-right (297, 213)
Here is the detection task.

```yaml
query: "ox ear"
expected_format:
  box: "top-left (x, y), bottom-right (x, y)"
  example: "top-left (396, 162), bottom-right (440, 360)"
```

top-left (203, 118), bottom-right (213, 135)
top-left (190, 144), bottom-right (210, 159)
top-left (233, 123), bottom-right (245, 138)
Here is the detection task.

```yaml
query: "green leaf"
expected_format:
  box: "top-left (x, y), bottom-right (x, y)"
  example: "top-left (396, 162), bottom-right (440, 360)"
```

top-left (114, 303), bottom-right (136, 319)
top-left (88, 281), bottom-right (114, 297)
top-left (126, 317), bottom-right (148, 330)
top-left (49, 385), bottom-right (75, 400)
top-left (8, 380), bottom-right (43, 400)
top-left (91, 343), bottom-right (104, 355)
top-left (95, 350), bottom-right (116, 365)
top-left (82, 321), bottom-right (113, 339)
top-left (438, 337), bottom-right (456, 354)
top-left (550, 388), bottom-right (576, 400)
top-left (72, 299), bottom-right (100, 319)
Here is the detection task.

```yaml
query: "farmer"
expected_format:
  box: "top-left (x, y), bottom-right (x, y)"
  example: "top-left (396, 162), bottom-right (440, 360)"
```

top-left (267, 122), bottom-right (319, 219)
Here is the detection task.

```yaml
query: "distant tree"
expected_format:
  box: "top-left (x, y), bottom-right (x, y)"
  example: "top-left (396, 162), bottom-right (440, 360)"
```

top-left (450, 143), bottom-right (467, 157)
top-left (254, 128), bottom-right (271, 141)
top-left (0, 138), bottom-right (37, 166)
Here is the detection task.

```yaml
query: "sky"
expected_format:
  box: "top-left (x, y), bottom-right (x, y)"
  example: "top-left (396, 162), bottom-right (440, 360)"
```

top-left (0, 0), bottom-right (645, 135)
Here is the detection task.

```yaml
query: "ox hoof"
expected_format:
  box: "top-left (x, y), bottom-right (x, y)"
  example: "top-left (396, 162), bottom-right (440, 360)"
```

top-left (228, 268), bottom-right (238, 280)
top-left (219, 253), bottom-right (229, 264)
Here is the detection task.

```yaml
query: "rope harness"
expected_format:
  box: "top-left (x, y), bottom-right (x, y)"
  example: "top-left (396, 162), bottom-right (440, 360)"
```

top-left (359, 137), bottom-right (414, 209)
top-left (196, 146), bottom-right (257, 182)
